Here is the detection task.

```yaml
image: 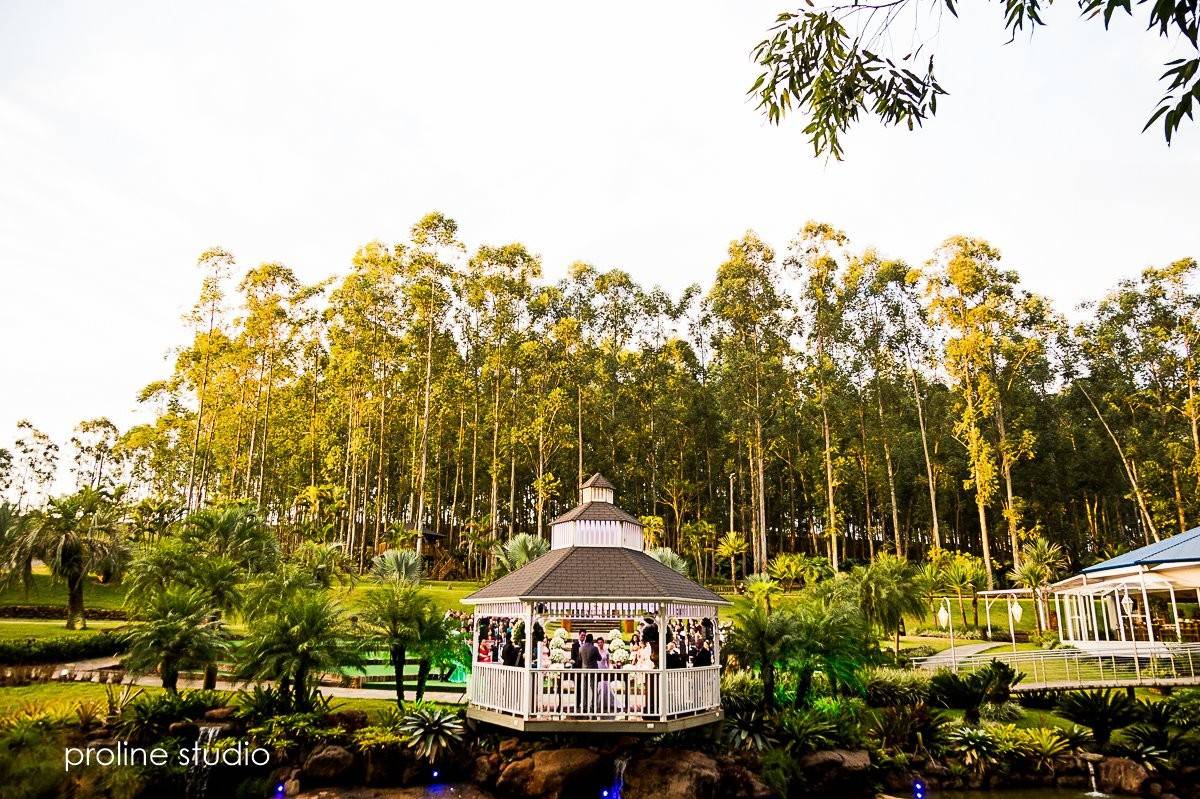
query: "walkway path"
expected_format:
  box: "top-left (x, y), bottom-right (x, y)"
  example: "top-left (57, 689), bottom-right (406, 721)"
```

top-left (917, 642), bottom-right (996, 668)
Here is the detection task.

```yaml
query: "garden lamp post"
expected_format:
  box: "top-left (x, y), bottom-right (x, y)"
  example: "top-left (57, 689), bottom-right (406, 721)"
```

top-left (1122, 590), bottom-right (1141, 679)
top-left (938, 598), bottom-right (956, 672)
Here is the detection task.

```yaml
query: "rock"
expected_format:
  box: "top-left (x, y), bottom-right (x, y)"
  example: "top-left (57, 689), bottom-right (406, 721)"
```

top-left (294, 786), bottom-right (496, 798)
top-left (717, 762), bottom-right (775, 799)
top-left (303, 744), bottom-right (357, 783)
top-left (203, 706), bottom-right (238, 721)
top-left (1098, 757), bottom-right (1150, 796)
top-left (1149, 782), bottom-right (1163, 797)
top-left (472, 753), bottom-right (502, 784)
top-left (798, 748), bottom-right (871, 794)
top-left (499, 738), bottom-right (521, 757)
top-left (325, 710), bottom-right (370, 732)
top-left (167, 721), bottom-right (198, 738)
top-left (496, 748), bottom-right (605, 799)
top-left (623, 749), bottom-right (721, 799)
top-left (1056, 775), bottom-right (1088, 789)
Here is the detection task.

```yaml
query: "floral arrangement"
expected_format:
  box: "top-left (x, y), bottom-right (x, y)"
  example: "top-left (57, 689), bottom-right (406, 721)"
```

top-left (549, 628), bottom-right (572, 666)
top-left (608, 629), bottom-right (630, 666)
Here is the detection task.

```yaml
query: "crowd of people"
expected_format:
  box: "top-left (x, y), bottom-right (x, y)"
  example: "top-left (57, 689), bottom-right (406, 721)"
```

top-left (471, 613), bottom-right (717, 670)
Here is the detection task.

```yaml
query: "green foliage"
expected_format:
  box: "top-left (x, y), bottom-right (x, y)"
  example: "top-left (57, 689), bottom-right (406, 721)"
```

top-left (122, 586), bottom-right (231, 690)
top-left (721, 706), bottom-right (779, 751)
top-left (0, 631), bottom-right (127, 665)
top-left (930, 661), bottom-right (1022, 723)
top-left (1056, 689), bottom-right (1142, 748)
top-left (490, 534), bottom-right (549, 577)
top-left (248, 713), bottom-right (346, 755)
top-left (864, 667), bottom-right (931, 707)
top-left (646, 547), bottom-right (691, 577)
top-left (116, 690), bottom-right (226, 742)
top-left (749, 0), bottom-right (1200, 155)
top-left (371, 548), bottom-right (424, 584)
top-left (945, 724), bottom-right (1004, 775)
top-left (395, 704), bottom-right (466, 763)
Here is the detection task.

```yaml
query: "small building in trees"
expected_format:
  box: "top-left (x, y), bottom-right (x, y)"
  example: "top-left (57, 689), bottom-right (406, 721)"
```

top-left (1051, 526), bottom-right (1200, 649)
top-left (462, 473), bottom-right (729, 732)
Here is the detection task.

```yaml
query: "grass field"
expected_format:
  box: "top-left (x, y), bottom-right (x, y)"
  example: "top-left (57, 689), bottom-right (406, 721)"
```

top-left (0, 683), bottom-right (429, 721)
top-left (0, 572), bottom-right (126, 611)
top-left (0, 619), bottom-right (125, 640)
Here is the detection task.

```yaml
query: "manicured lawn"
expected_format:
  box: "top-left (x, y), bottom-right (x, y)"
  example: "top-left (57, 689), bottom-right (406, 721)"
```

top-left (0, 683), bottom-right (160, 717)
top-left (0, 619), bottom-right (125, 640)
top-left (0, 571), bottom-right (126, 611)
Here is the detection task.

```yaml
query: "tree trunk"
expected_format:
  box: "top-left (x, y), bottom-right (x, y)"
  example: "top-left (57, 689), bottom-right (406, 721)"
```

top-left (908, 360), bottom-right (940, 548)
top-left (66, 573), bottom-right (86, 630)
top-left (416, 658), bottom-right (432, 701)
top-left (392, 645), bottom-right (407, 707)
top-left (162, 663), bottom-right (179, 692)
top-left (203, 663), bottom-right (218, 691)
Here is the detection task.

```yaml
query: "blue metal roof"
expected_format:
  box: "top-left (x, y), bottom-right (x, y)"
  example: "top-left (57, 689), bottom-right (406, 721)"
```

top-left (1083, 526), bottom-right (1200, 573)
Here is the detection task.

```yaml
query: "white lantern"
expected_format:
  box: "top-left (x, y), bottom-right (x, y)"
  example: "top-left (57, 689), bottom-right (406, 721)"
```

top-left (938, 605), bottom-right (950, 629)
top-left (1010, 601), bottom-right (1023, 623)
top-left (1122, 595), bottom-right (1135, 616)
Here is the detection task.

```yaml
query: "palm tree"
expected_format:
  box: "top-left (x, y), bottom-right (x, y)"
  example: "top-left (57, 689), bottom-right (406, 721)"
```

top-left (238, 590), bottom-right (364, 711)
top-left (787, 596), bottom-right (871, 706)
top-left (716, 531), bottom-right (749, 586)
top-left (5, 488), bottom-right (128, 629)
top-left (358, 584), bottom-right (437, 708)
top-left (294, 541), bottom-right (352, 588)
top-left (725, 603), bottom-right (802, 712)
top-left (182, 504), bottom-right (278, 574)
top-left (491, 533), bottom-right (549, 577)
top-left (371, 548), bottom-right (424, 584)
top-left (853, 553), bottom-right (926, 656)
top-left (647, 547), bottom-right (691, 577)
top-left (124, 587), bottom-right (231, 692)
top-left (914, 560), bottom-right (946, 619)
top-left (1010, 538), bottom-right (1067, 634)
top-left (744, 573), bottom-right (783, 612)
top-left (943, 555), bottom-right (977, 629)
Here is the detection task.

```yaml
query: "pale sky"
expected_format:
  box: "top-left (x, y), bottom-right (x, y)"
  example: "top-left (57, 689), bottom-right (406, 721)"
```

top-left (1, 0), bottom-right (1197, 472)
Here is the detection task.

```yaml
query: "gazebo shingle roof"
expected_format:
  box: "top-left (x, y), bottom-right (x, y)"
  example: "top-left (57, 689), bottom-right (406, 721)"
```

top-left (580, 473), bottom-right (615, 489)
top-left (549, 501), bottom-right (642, 526)
top-left (465, 546), bottom-right (728, 604)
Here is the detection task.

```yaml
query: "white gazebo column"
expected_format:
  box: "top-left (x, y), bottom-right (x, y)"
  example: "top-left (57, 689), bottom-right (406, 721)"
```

top-left (1168, 584), bottom-right (1182, 642)
top-left (1139, 570), bottom-right (1156, 643)
top-left (657, 601), bottom-right (667, 721)
top-left (1054, 593), bottom-right (1068, 642)
top-left (1089, 594), bottom-right (1101, 643)
top-left (523, 601), bottom-right (534, 719)
top-left (712, 607), bottom-right (720, 662)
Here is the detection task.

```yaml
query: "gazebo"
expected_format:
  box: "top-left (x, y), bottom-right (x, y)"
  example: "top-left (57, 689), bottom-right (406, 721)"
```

top-left (462, 474), bottom-right (730, 732)
top-left (1050, 527), bottom-right (1200, 651)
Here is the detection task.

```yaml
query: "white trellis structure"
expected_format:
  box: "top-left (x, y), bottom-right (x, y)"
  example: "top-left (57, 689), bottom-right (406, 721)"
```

top-left (1049, 527), bottom-right (1200, 652)
top-left (462, 474), bottom-right (730, 733)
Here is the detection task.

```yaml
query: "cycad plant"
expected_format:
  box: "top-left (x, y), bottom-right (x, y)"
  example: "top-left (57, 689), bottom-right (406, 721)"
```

top-left (1056, 689), bottom-right (1142, 748)
top-left (398, 705), bottom-right (465, 763)
top-left (725, 603), bottom-right (802, 712)
top-left (371, 548), bottom-right (424, 584)
top-left (744, 573), bottom-right (783, 612)
top-left (491, 533), bottom-right (549, 577)
top-left (647, 547), bottom-right (691, 577)
top-left (238, 589), bottom-right (364, 711)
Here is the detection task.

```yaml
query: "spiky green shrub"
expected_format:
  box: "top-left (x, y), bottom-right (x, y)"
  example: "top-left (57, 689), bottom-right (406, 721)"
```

top-left (1056, 690), bottom-right (1141, 748)
top-left (397, 705), bottom-right (465, 763)
top-left (864, 667), bottom-right (931, 707)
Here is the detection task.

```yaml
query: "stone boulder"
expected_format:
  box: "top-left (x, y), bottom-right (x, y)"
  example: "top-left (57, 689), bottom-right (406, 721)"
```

top-left (1098, 757), bottom-right (1150, 796)
top-left (303, 744), bottom-right (358, 783)
top-left (295, 787), bottom-right (496, 798)
top-left (797, 749), bottom-right (872, 795)
top-left (203, 706), bottom-right (238, 722)
top-left (495, 748), bottom-right (605, 799)
top-left (623, 749), bottom-right (721, 799)
top-left (717, 761), bottom-right (776, 799)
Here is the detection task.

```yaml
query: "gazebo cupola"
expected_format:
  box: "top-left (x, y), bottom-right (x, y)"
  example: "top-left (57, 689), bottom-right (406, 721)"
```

top-left (549, 473), bottom-right (645, 551)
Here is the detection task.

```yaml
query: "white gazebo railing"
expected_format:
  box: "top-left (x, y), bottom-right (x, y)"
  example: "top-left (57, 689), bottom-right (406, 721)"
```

top-left (471, 662), bottom-right (721, 721)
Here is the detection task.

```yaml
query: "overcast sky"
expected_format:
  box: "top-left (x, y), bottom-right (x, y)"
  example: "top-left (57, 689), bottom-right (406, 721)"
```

top-left (1, 0), bottom-right (1197, 468)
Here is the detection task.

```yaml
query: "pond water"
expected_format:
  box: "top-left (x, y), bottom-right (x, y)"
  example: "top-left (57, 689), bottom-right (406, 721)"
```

top-left (936, 787), bottom-right (1104, 791)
